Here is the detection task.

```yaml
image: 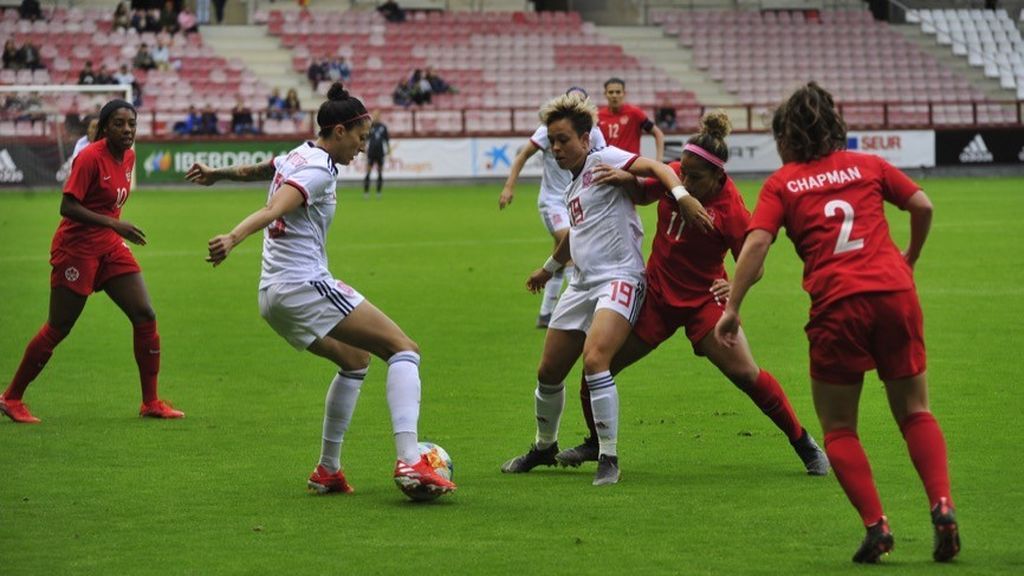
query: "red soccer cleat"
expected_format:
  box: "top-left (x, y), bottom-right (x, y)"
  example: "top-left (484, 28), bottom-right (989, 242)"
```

top-left (139, 399), bottom-right (185, 419)
top-left (308, 464), bottom-right (355, 494)
top-left (0, 395), bottom-right (41, 424)
top-left (394, 456), bottom-right (457, 494)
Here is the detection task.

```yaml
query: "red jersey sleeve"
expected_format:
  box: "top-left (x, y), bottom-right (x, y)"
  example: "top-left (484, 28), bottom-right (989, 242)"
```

top-left (877, 156), bottom-right (921, 209)
top-left (638, 160), bottom-right (678, 205)
top-left (63, 147), bottom-right (97, 202)
top-left (632, 106), bottom-right (653, 132)
top-left (749, 175), bottom-right (786, 238)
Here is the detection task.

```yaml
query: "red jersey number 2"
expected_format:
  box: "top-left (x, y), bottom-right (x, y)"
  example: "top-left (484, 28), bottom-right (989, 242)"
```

top-left (824, 199), bottom-right (864, 255)
top-left (609, 280), bottom-right (634, 308)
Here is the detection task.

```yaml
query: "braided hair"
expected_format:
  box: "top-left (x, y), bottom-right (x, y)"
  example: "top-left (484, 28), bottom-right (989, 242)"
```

top-left (771, 82), bottom-right (847, 163)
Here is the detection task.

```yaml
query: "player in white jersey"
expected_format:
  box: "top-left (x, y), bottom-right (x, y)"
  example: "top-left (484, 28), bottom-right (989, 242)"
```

top-left (185, 82), bottom-right (456, 499)
top-left (499, 87), bottom-right (606, 328)
top-left (70, 115), bottom-right (99, 164)
top-left (501, 92), bottom-right (712, 485)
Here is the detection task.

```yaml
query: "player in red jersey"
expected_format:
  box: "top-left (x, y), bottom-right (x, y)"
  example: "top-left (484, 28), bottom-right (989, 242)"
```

top-left (716, 83), bottom-right (958, 564)
top-left (0, 99), bottom-right (184, 423)
top-left (557, 111), bottom-right (828, 478)
top-left (598, 77), bottom-right (664, 161)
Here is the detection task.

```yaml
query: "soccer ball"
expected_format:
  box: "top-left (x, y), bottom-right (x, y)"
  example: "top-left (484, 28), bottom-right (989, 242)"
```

top-left (399, 442), bottom-right (453, 502)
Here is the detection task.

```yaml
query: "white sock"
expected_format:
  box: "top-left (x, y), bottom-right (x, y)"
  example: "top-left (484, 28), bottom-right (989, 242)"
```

top-left (386, 351), bottom-right (421, 464)
top-left (586, 371), bottom-right (618, 457)
top-left (319, 368), bottom-right (366, 472)
top-left (540, 268), bottom-right (564, 316)
top-left (534, 381), bottom-right (564, 449)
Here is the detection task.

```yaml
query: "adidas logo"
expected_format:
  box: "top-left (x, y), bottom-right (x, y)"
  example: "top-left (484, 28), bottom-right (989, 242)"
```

top-left (0, 149), bottom-right (24, 183)
top-left (958, 134), bottom-right (993, 163)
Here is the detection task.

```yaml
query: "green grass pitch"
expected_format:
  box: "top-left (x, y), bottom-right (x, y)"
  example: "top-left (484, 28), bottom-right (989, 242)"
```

top-left (1, 177), bottom-right (1022, 574)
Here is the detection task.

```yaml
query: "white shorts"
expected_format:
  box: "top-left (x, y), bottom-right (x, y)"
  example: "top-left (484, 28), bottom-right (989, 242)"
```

top-left (258, 279), bottom-right (366, 350)
top-left (548, 278), bottom-right (646, 333)
top-left (538, 202), bottom-right (570, 234)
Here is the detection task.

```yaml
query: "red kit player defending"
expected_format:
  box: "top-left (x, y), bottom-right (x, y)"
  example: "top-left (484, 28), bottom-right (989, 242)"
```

top-left (716, 83), bottom-right (959, 564)
top-left (1, 99), bottom-right (184, 423)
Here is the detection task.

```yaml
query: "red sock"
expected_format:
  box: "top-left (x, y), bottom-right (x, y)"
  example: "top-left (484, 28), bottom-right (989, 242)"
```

top-left (825, 428), bottom-right (885, 526)
top-left (580, 373), bottom-right (598, 440)
top-left (4, 323), bottom-right (67, 401)
top-left (741, 370), bottom-right (803, 441)
top-left (133, 321), bottom-right (160, 404)
top-left (899, 411), bottom-right (953, 509)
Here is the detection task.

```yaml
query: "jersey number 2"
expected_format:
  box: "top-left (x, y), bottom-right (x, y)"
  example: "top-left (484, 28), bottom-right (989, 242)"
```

top-left (824, 199), bottom-right (864, 255)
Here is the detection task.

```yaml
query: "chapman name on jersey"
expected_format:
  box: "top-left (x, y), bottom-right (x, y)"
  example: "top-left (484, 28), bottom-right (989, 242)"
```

top-left (259, 141), bottom-right (339, 289)
top-left (564, 146), bottom-right (645, 287)
top-left (529, 124), bottom-right (606, 208)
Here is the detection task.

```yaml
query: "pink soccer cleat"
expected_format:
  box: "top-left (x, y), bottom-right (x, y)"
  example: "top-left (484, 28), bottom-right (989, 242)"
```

top-left (0, 395), bottom-right (41, 424)
top-left (308, 464), bottom-right (355, 494)
top-left (394, 456), bottom-right (457, 494)
top-left (139, 399), bottom-right (185, 419)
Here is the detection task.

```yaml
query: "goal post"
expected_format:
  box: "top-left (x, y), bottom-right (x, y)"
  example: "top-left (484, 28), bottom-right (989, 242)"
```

top-left (0, 83), bottom-right (132, 191)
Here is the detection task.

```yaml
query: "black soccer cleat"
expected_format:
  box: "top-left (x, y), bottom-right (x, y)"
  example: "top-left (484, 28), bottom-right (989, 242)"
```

top-left (931, 497), bottom-right (961, 562)
top-left (555, 436), bottom-right (599, 467)
top-left (791, 428), bottom-right (830, 476)
top-left (501, 443), bottom-right (559, 473)
top-left (852, 516), bottom-right (894, 564)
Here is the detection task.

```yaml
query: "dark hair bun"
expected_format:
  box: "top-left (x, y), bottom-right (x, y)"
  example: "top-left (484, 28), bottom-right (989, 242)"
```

top-left (326, 82), bottom-right (349, 101)
top-left (699, 110), bottom-right (732, 140)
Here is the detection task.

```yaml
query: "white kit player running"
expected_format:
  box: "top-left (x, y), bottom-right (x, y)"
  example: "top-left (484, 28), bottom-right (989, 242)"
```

top-left (186, 82), bottom-right (456, 498)
top-left (500, 92), bottom-right (712, 485)
top-left (499, 86), bottom-right (606, 328)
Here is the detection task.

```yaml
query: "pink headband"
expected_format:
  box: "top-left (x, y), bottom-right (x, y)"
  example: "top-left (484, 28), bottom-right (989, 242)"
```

top-left (321, 112), bottom-right (372, 131)
top-left (684, 143), bottom-right (725, 170)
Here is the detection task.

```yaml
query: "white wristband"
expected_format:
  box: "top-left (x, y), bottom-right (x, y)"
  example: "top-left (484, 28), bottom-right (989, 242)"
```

top-left (542, 256), bottom-right (562, 274)
top-left (671, 185), bottom-right (690, 201)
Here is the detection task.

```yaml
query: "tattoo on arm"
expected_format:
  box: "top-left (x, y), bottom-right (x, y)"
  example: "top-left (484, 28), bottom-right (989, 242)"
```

top-left (216, 161), bottom-right (276, 182)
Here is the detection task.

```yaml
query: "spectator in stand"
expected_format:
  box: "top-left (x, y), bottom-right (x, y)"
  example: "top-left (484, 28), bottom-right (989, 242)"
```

top-left (113, 2), bottom-right (131, 31)
top-left (16, 91), bottom-right (46, 122)
top-left (19, 0), bottom-right (43, 22)
top-left (199, 103), bottom-right (219, 135)
top-left (113, 64), bottom-right (136, 87)
top-left (3, 40), bottom-right (20, 70)
top-left (307, 59), bottom-right (327, 92)
top-left (425, 67), bottom-right (453, 95)
top-left (328, 57), bottom-right (352, 83)
top-left (96, 65), bottom-right (115, 85)
top-left (267, 87), bottom-right (286, 120)
top-left (377, 0), bottom-right (406, 23)
top-left (392, 80), bottom-right (412, 108)
top-left (78, 60), bottom-right (97, 84)
top-left (231, 96), bottom-right (259, 135)
top-left (196, 0), bottom-right (211, 24)
top-left (159, 0), bottom-right (179, 34)
top-left (656, 104), bottom-right (677, 131)
top-left (409, 69), bottom-right (431, 105)
top-left (173, 105), bottom-right (201, 135)
top-left (18, 42), bottom-right (43, 71)
top-left (130, 9), bottom-right (146, 33)
top-left (178, 7), bottom-right (199, 34)
top-left (134, 44), bottom-right (157, 71)
top-left (284, 88), bottom-right (302, 121)
top-left (151, 38), bottom-right (170, 71)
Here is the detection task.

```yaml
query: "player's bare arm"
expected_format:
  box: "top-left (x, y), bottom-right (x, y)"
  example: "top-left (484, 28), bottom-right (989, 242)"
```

top-left (59, 194), bottom-right (146, 246)
top-left (628, 157), bottom-right (712, 232)
top-left (499, 141), bottom-right (541, 209)
top-left (716, 229), bottom-right (773, 347)
top-left (902, 190), bottom-right (933, 268)
top-left (207, 185), bottom-right (305, 266)
top-left (650, 124), bottom-right (665, 163)
top-left (527, 233), bottom-right (571, 293)
top-left (186, 160), bottom-right (276, 185)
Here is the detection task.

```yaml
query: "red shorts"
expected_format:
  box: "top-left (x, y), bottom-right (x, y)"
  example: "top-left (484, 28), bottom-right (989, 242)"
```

top-left (50, 243), bottom-right (141, 296)
top-left (632, 285), bottom-right (724, 355)
top-left (805, 290), bottom-right (926, 385)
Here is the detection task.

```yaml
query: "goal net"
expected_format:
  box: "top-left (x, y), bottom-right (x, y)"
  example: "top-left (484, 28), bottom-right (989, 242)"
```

top-left (0, 84), bottom-right (132, 191)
